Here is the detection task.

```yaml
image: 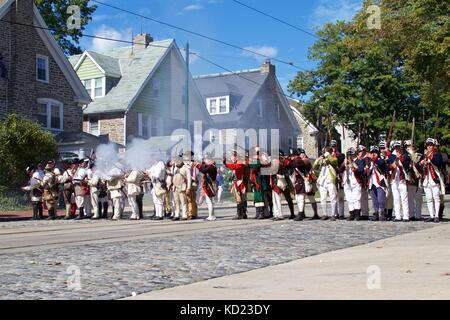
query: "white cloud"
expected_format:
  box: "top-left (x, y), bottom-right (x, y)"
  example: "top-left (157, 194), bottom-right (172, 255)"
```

top-left (242, 46), bottom-right (279, 63)
top-left (312, 0), bottom-right (361, 27)
top-left (90, 25), bottom-right (133, 52)
top-left (183, 4), bottom-right (204, 11)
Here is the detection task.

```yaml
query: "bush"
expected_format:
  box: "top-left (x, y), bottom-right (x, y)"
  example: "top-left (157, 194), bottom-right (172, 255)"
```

top-left (0, 188), bottom-right (30, 212)
top-left (0, 114), bottom-right (58, 189)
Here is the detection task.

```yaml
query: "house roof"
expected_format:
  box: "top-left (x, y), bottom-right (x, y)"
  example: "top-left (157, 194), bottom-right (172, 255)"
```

top-left (70, 51), bottom-right (122, 78)
top-left (0, 0), bottom-right (91, 104)
top-left (54, 131), bottom-right (124, 148)
top-left (287, 98), bottom-right (319, 134)
top-left (69, 39), bottom-right (175, 115)
top-left (194, 69), bottom-right (269, 123)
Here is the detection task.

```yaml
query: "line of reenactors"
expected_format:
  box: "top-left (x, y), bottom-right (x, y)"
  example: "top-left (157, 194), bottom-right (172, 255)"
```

top-left (22, 138), bottom-right (448, 222)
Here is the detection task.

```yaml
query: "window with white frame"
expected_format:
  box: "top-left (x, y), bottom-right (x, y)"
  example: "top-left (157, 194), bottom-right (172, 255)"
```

top-left (35, 99), bottom-right (63, 131)
top-left (206, 96), bottom-right (230, 115)
top-left (138, 114), bottom-right (163, 139)
top-left (152, 78), bottom-right (160, 99)
top-left (288, 136), bottom-right (294, 149)
top-left (209, 129), bottom-right (225, 144)
top-left (36, 55), bottom-right (49, 83)
top-left (138, 113), bottom-right (150, 138)
top-left (297, 136), bottom-right (304, 149)
top-left (257, 99), bottom-right (263, 118)
top-left (89, 116), bottom-right (99, 136)
top-left (83, 77), bottom-right (105, 98)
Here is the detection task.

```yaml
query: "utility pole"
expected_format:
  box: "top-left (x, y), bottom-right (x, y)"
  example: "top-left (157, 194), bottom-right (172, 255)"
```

top-left (185, 43), bottom-right (190, 131)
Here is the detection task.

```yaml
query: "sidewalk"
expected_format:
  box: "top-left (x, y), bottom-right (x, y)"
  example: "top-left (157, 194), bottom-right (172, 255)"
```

top-left (129, 223), bottom-right (450, 300)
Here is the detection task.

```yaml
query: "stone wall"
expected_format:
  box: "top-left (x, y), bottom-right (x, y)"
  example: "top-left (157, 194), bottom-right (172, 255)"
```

top-left (0, 0), bottom-right (82, 131)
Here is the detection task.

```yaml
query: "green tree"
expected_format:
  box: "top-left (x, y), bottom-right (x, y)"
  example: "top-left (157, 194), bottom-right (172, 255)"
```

top-left (0, 114), bottom-right (58, 190)
top-left (289, 0), bottom-right (449, 152)
top-left (35, 0), bottom-right (97, 55)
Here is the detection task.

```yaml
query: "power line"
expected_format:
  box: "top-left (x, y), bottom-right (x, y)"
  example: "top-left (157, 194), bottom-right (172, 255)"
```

top-left (90, 0), bottom-right (307, 71)
top-left (0, 19), bottom-right (176, 51)
top-left (231, 0), bottom-right (320, 39)
top-left (192, 52), bottom-right (293, 100)
top-left (1, 18), bottom-right (294, 100)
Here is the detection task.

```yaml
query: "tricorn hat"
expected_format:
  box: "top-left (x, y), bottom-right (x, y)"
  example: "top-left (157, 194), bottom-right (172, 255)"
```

top-left (347, 147), bottom-right (356, 156)
top-left (370, 146), bottom-right (380, 153)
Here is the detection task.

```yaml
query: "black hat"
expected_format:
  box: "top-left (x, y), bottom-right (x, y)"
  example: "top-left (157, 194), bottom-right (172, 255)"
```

top-left (426, 138), bottom-right (436, 146)
top-left (347, 147), bottom-right (356, 156)
top-left (370, 146), bottom-right (380, 153)
top-left (297, 148), bottom-right (306, 155)
top-left (26, 165), bottom-right (35, 174)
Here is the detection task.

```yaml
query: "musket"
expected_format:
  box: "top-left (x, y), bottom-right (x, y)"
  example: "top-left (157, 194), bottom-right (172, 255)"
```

top-left (411, 117), bottom-right (416, 145)
top-left (357, 122), bottom-right (361, 147)
top-left (423, 108), bottom-right (427, 149)
top-left (386, 111), bottom-right (397, 147)
top-left (434, 110), bottom-right (440, 140)
top-left (401, 111), bottom-right (412, 145)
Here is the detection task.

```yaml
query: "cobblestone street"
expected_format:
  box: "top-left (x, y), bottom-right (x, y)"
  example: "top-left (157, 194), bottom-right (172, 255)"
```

top-left (0, 203), bottom-right (442, 300)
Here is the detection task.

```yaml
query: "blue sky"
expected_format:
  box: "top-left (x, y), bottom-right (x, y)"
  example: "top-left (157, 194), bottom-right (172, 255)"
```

top-left (80, 0), bottom-right (362, 92)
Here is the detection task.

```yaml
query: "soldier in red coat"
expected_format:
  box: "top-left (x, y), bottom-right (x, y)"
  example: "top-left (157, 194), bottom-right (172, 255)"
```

top-left (224, 151), bottom-right (248, 220)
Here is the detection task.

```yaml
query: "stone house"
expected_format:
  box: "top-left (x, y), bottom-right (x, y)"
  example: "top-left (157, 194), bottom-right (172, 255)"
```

top-left (0, 0), bottom-right (91, 132)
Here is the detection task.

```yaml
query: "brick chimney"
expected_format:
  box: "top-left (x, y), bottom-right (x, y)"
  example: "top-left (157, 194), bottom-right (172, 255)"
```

top-left (133, 33), bottom-right (153, 49)
top-left (260, 59), bottom-right (275, 75)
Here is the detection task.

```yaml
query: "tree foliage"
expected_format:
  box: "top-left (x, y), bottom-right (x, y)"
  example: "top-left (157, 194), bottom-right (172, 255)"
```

top-left (0, 114), bottom-right (58, 190)
top-left (289, 0), bottom-right (449, 153)
top-left (35, 0), bottom-right (97, 55)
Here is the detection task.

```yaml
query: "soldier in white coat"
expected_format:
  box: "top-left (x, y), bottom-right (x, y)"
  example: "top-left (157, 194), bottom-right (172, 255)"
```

top-left (73, 160), bottom-right (89, 220)
top-left (341, 148), bottom-right (365, 221)
top-left (126, 170), bottom-right (145, 220)
top-left (313, 147), bottom-right (339, 220)
top-left (420, 138), bottom-right (445, 223)
top-left (22, 165), bottom-right (44, 220)
top-left (87, 162), bottom-right (101, 220)
top-left (388, 141), bottom-right (411, 222)
top-left (147, 161), bottom-right (167, 221)
top-left (404, 141), bottom-right (423, 221)
top-left (107, 166), bottom-right (125, 221)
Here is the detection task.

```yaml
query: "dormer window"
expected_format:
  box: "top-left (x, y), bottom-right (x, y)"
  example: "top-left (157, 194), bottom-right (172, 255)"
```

top-left (83, 77), bottom-right (105, 98)
top-left (206, 96), bottom-right (230, 115)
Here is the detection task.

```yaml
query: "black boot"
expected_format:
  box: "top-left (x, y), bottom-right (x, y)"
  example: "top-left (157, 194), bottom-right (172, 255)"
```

top-left (387, 209), bottom-right (393, 221)
top-left (32, 202), bottom-right (38, 220)
top-left (347, 210), bottom-right (355, 221)
top-left (439, 204), bottom-right (445, 221)
top-left (102, 203), bottom-right (109, 219)
top-left (233, 204), bottom-right (243, 220)
top-left (355, 209), bottom-right (361, 221)
top-left (380, 211), bottom-right (387, 221)
top-left (75, 207), bottom-right (84, 220)
top-left (243, 208), bottom-right (248, 220)
top-left (47, 209), bottom-right (56, 220)
top-left (294, 212), bottom-right (304, 221)
top-left (371, 212), bottom-right (380, 221)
